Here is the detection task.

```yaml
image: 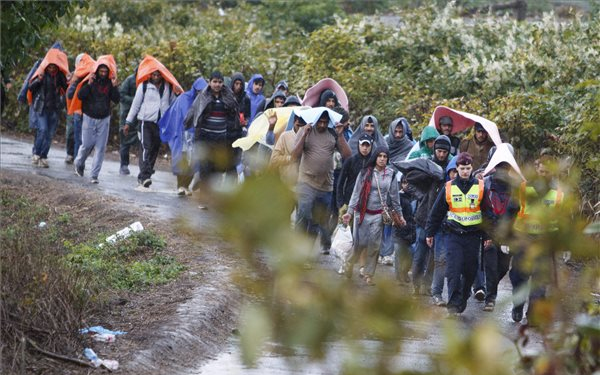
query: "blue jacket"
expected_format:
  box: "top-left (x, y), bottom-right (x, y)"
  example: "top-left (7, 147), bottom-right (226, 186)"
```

top-left (159, 77), bottom-right (207, 174)
top-left (245, 73), bottom-right (265, 124)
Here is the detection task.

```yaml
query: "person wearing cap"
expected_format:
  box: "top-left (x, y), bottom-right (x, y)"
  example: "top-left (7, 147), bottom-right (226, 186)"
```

top-left (292, 110), bottom-right (352, 255)
top-left (509, 154), bottom-right (563, 325)
top-left (436, 116), bottom-right (461, 156)
top-left (126, 69), bottom-right (176, 188)
top-left (407, 126), bottom-right (440, 160)
top-left (410, 134), bottom-right (453, 300)
top-left (425, 152), bottom-right (489, 316)
top-left (348, 115), bottom-right (388, 155)
top-left (269, 112), bottom-right (307, 188)
top-left (245, 73), bottom-right (265, 124)
top-left (459, 122), bottom-right (495, 170)
top-left (184, 71), bottom-right (242, 186)
top-left (336, 133), bottom-right (374, 211)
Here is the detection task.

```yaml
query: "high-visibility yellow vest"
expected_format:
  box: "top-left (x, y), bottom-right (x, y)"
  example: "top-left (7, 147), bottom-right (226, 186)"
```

top-left (445, 179), bottom-right (484, 226)
top-left (513, 182), bottom-right (563, 234)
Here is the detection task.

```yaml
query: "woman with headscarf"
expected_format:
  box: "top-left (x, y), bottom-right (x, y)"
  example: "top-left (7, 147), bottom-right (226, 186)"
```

top-left (342, 147), bottom-right (404, 285)
top-left (348, 115), bottom-right (388, 155)
top-left (385, 117), bottom-right (415, 163)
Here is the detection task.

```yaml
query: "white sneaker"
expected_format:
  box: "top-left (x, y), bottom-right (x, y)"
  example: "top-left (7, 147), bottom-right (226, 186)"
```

top-left (32, 155), bottom-right (40, 166)
top-left (39, 159), bottom-right (49, 168)
top-left (177, 187), bottom-right (186, 196)
top-left (383, 255), bottom-right (394, 265)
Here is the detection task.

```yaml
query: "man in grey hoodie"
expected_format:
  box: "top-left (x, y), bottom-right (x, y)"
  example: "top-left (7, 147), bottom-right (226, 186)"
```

top-left (125, 70), bottom-right (175, 187)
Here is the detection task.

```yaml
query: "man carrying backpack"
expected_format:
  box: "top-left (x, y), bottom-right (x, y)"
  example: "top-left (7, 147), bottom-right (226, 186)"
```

top-left (125, 70), bottom-right (175, 188)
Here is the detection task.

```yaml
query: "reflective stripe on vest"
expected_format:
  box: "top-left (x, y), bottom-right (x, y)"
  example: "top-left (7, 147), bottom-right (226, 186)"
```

top-left (514, 182), bottom-right (562, 234)
top-left (445, 179), bottom-right (484, 226)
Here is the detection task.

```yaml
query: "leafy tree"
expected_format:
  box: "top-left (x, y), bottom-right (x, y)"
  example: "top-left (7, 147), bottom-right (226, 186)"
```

top-left (0, 0), bottom-right (81, 74)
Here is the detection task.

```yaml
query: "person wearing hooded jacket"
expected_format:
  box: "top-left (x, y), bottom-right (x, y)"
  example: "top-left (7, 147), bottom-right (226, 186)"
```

top-left (245, 73), bottom-right (265, 124)
top-left (74, 63), bottom-right (120, 183)
top-left (348, 115), bottom-right (387, 155)
top-left (342, 147), bottom-right (405, 285)
top-left (425, 152), bottom-right (489, 315)
top-left (407, 126), bottom-right (440, 160)
top-left (263, 90), bottom-right (286, 111)
top-left (230, 72), bottom-right (251, 129)
top-left (385, 117), bottom-right (415, 164)
top-left (319, 89), bottom-right (338, 109)
top-left (409, 135), bottom-right (453, 298)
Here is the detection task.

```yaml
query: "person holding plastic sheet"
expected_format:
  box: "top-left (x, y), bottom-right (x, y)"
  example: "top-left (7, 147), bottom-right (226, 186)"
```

top-left (292, 108), bottom-right (351, 256)
top-left (74, 56), bottom-right (119, 184)
top-left (159, 77), bottom-right (208, 195)
top-left (425, 152), bottom-right (489, 316)
top-left (342, 147), bottom-right (405, 286)
top-left (28, 49), bottom-right (68, 168)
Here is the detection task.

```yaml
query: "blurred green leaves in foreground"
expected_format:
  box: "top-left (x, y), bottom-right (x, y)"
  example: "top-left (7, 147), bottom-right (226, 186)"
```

top-left (216, 168), bottom-right (599, 374)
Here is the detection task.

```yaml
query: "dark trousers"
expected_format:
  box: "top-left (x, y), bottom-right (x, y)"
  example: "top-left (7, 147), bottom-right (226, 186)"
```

top-left (66, 114), bottom-right (75, 157)
top-left (445, 232), bottom-right (481, 313)
top-left (120, 123), bottom-right (140, 167)
top-left (138, 121), bottom-right (160, 181)
top-left (483, 243), bottom-right (511, 303)
top-left (411, 226), bottom-right (431, 291)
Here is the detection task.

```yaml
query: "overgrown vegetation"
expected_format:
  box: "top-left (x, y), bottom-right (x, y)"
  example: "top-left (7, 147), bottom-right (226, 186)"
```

top-left (0, 190), bottom-right (183, 372)
top-left (2, 1), bottom-right (598, 215)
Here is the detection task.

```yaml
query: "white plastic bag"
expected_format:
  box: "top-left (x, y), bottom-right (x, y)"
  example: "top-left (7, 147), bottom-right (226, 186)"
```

top-left (331, 224), bottom-right (353, 261)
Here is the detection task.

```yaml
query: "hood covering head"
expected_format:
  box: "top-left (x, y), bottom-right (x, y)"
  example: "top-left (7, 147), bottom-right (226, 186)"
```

top-left (348, 115), bottom-right (387, 155)
top-left (387, 117), bottom-right (415, 162)
top-left (319, 89), bottom-right (338, 107)
top-left (302, 78), bottom-right (349, 111)
top-left (31, 47), bottom-right (69, 81)
top-left (418, 126), bottom-right (440, 149)
top-left (433, 135), bottom-right (451, 152)
top-left (263, 90), bottom-right (287, 110)
top-left (245, 73), bottom-right (265, 123)
top-left (73, 53), bottom-right (95, 79)
top-left (275, 80), bottom-right (288, 91)
top-left (283, 95), bottom-right (301, 107)
top-left (445, 157), bottom-right (457, 180)
top-left (230, 72), bottom-right (245, 89)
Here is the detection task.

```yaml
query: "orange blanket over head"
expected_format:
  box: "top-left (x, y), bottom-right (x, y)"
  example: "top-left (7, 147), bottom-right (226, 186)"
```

top-left (136, 55), bottom-right (183, 95)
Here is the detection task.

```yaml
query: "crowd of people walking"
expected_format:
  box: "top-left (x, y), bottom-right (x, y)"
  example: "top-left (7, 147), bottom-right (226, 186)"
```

top-left (18, 44), bottom-right (565, 325)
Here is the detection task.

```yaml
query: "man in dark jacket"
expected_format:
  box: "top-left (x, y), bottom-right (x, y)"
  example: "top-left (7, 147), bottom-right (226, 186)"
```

top-left (74, 63), bottom-right (120, 183)
top-left (29, 63), bottom-right (67, 168)
top-left (230, 72), bottom-right (251, 130)
top-left (426, 152), bottom-right (488, 315)
top-left (436, 116), bottom-right (461, 156)
top-left (184, 71), bottom-right (242, 186)
top-left (118, 68), bottom-right (139, 175)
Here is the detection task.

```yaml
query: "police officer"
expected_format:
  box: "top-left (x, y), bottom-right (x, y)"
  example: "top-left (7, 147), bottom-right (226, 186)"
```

top-left (425, 152), bottom-right (487, 315)
top-left (509, 155), bottom-right (563, 324)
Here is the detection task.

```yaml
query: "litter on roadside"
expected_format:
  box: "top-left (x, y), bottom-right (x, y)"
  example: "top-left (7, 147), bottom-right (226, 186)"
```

top-left (83, 348), bottom-right (119, 370)
top-left (80, 326), bottom-right (127, 336)
top-left (99, 221), bottom-right (144, 248)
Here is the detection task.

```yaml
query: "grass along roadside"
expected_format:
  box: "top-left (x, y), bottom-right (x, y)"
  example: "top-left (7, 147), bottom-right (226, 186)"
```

top-left (0, 189), bottom-right (185, 372)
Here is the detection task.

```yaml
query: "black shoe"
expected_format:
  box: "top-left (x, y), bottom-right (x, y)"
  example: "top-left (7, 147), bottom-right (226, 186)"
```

top-left (474, 289), bottom-right (485, 301)
top-left (142, 179), bottom-right (152, 188)
top-left (512, 308), bottom-right (523, 322)
top-left (74, 165), bottom-right (84, 177)
top-left (321, 248), bottom-right (330, 255)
